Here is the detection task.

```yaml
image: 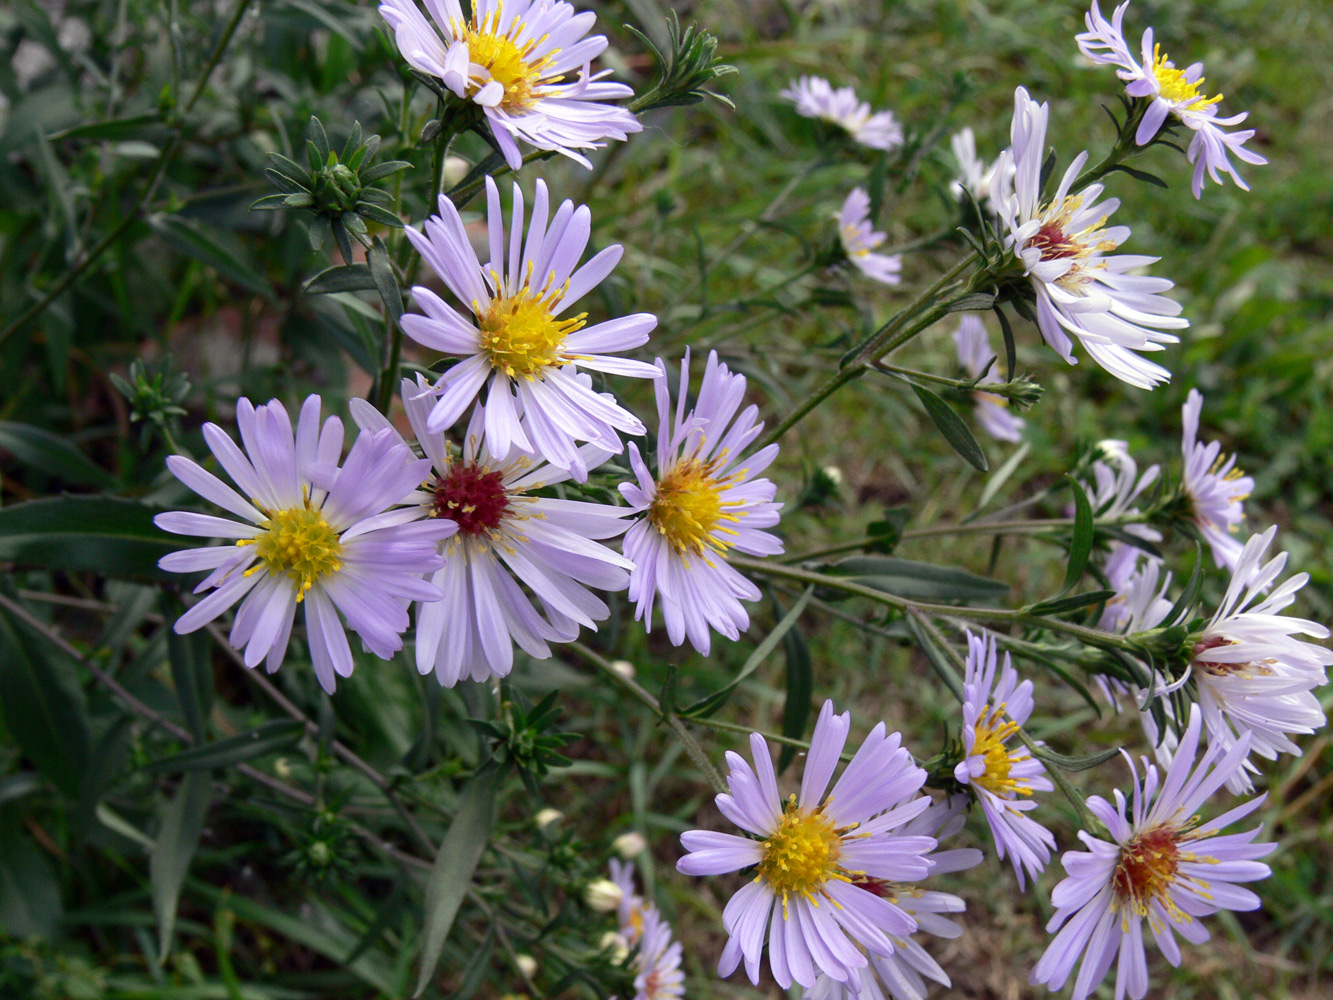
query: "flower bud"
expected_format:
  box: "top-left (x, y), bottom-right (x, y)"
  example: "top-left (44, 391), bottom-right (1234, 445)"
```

top-left (609, 659), bottom-right (636, 680)
top-left (821, 465), bottom-right (843, 485)
top-left (443, 155), bottom-right (471, 188)
top-left (515, 954), bottom-right (538, 979)
top-left (534, 808), bottom-right (563, 830)
top-left (612, 831), bottom-right (646, 858)
top-left (583, 878), bottom-right (624, 913)
top-left (598, 931), bottom-right (629, 965)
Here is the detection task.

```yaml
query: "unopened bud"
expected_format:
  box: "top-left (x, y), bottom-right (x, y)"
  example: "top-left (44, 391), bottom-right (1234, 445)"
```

top-left (515, 954), bottom-right (538, 979)
top-left (598, 931), bottom-right (630, 965)
top-left (443, 155), bottom-right (470, 188)
top-left (821, 465), bottom-right (843, 485)
top-left (583, 878), bottom-right (624, 913)
top-left (612, 831), bottom-right (647, 858)
top-left (609, 659), bottom-right (636, 680)
top-left (535, 808), bottom-right (563, 830)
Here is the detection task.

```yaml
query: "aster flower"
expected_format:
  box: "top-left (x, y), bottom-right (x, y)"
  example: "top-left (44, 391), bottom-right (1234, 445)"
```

top-left (155, 396), bottom-right (452, 693)
top-left (1030, 705), bottom-right (1276, 1000)
top-left (1095, 558), bottom-right (1174, 714)
top-left (837, 188), bottom-right (902, 285)
top-left (633, 907), bottom-right (685, 1000)
top-left (993, 87), bottom-right (1189, 390)
top-left (949, 126), bottom-right (1011, 215)
top-left (780, 76), bottom-right (903, 151)
top-left (677, 700), bottom-right (939, 990)
top-left (377, 0), bottom-right (641, 170)
top-left (349, 375), bottom-right (633, 686)
top-left (954, 630), bottom-right (1055, 890)
top-left (804, 795), bottom-right (984, 1000)
top-left (609, 857), bottom-right (649, 944)
top-left (1179, 388), bottom-right (1253, 570)
top-left (1187, 525), bottom-right (1331, 793)
top-left (1076, 1), bottom-right (1267, 197)
top-left (1080, 439), bottom-right (1162, 598)
top-left (619, 350), bottom-right (783, 655)
top-left (401, 177), bottom-right (660, 480)
top-left (953, 314), bottom-right (1024, 442)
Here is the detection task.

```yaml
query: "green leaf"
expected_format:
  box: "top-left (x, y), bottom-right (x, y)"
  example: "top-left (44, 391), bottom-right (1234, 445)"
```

top-left (265, 152), bottom-right (311, 187)
top-left (0, 808), bottom-right (63, 938)
top-left (151, 771), bottom-right (211, 960)
top-left (308, 116), bottom-right (331, 166)
top-left (414, 762), bottom-right (499, 997)
top-left (1027, 590), bottom-right (1116, 617)
top-left (777, 612), bottom-right (813, 773)
top-left (992, 306), bottom-right (1018, 383)
top-left (356, 203), bottom-right (406, 230)
top-left (910, 383), bottom-right (988, 472)
top-left (366, 237), bottom-right (404, 323)
top-left (0, 597), bottom-right (91, 798)
top-left (682, 586), bottom-right (814, 718)
top-left (168, 627), bottom-right (214, 741)
top-left (145, 214), bottom-right (275, 299)
top-left (47, 111), bottom-right (168, 143)
top-left (0, 420), bottom-right (115, 487)
top-left (943, 292), bottom-right (997, 313)
top-left (1061, 476), bottom-right (1095, 594)
top-left (904, 613), bottom-right (965, 701)
top-left (250, 192), bottom-right (294, 211)
top-left (143, 719), bottom-right (305, 774)
top-left (0, 495), bottom-right (177, 579)
top-left (359, 160), bottom-right (412, 185)
top-left (1110, 163), bottom-right (1168, 189)
top-left (303, 264), bottom-right (378, 295)
top-left (829, 556), bottom-right (1009, 603)
top-left (1031, 745), bottom-right (1122, 771)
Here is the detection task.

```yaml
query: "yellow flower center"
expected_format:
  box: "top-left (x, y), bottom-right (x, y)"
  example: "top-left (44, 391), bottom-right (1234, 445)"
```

top-left (455, 3), bottom-right (559, 112)
top-left (969, 704), bottom-right (1033, 797)
top-left (647, 454), bottom-right (742, 560)
top-left (244, 504), bottom-right (343, 600)
top-left (758, 796), bottom-right (857, 914)
top-left (477, 278), bottom-right (586, 379)
top-left (1150, 44), bottom-right (1223, 112)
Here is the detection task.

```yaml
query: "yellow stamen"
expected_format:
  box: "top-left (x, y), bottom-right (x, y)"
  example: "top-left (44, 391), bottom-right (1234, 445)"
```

top-left (240, 503), bottom-right (343, 601)
top-left (1150, 44), bottom-right (1223, 112)
top-left (969, 703), bottom-right (1033, 797)
top-left (477, 274), bottom-right (586, 379)
top-left (451, 1), bottom-right (560, 112)
top-left (758, 795), bottom-right (861, 917)
top-left (1025, 194), bottom-right (1118, 290)
top-left (647, 452), bottom-right (744, 561)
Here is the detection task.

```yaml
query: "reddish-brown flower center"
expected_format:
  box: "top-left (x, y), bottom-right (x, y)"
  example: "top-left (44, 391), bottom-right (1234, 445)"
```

top-left (433, 463), bottom-right (510, 536)
top-left (1111, 825), bottom-right (1181, 914)
top-left (1027, 221), bottom-right (1081, 261)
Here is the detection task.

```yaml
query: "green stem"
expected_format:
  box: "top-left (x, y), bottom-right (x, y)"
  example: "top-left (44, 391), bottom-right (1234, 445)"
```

top-left (0, 0), bottom-right (257, 348)
top-left (568, 642), bottom-right (727, 795)
top-left (753, 253), bottom-right (979, 451)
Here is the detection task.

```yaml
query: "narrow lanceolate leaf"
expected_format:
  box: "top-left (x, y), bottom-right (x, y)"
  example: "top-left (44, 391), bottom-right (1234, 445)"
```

top-left (910, 383), bottom-right (988, 472)
top-left (143, 719), bottom-right (304, 774)
top-left (304, 263), bottom-right (378, 295)
top-left (1027, 589), bottom-right (1116, 617)
top-left (167, 627), bottom-right (214, 741)
top-left (0, 495), bottom-right (177, 579)
top-left (943, 291), bottom-right (998, 313)
top-left (1031, 745), bottom-right (1121, 771)
top-left (0, 810), bottom-right (63, 938)
top-left (145, 214), bottom-right (275, 299)
top-left (682, 586), bottom-right (814, 718)
top-left (1061, 476), bottom-right (1095, 595)
top-left (0, 598), bottom-right (91, 798)
top-left (414, 762), bottom-right (499, 997)
top-left (151, 771), bottom-right (211, 960)
top-left (829, 556), bottom-right (1009, 603)
top-left (0, 421), bottom-right (116, 487)
top-left (366, 237), bottom-right (404, 322)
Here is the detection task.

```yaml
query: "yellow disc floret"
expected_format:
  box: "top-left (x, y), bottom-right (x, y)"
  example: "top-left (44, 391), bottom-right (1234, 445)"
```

top-left (648, 454), bottom-right (743, 561)
top-left (969, 703), bottom-right (1034, 797)
top-left (454, 3), bottom-right (559, 112)
top-left (1026, 194), bottom-right (1117, 290)
top-left (758, 796), bottom-right (855, 915)
top-left (477, 278), bottom-right (586, 379)
top-left (1150, 44), bottom-right (1223, 112)
top-left (246, 504), bottom-right (343, 600)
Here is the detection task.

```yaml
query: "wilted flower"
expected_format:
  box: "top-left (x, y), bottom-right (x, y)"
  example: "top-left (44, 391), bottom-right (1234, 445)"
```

top-left (993, 87), bottom-right (1189, 390)
top-left (1076, 0), bottom-right (1267, 197)
top-left (949, 126), bottom-right (1011, 215)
